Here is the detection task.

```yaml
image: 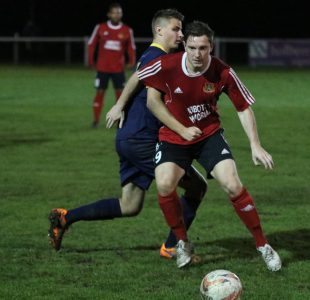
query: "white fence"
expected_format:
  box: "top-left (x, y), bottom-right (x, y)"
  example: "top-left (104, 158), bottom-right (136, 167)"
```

top-left (1, 36), bottom-right (310, 66)
top-left (0, 36), bottom-right (247, 65)
top-left (0, 36), bottom-right (151, 65)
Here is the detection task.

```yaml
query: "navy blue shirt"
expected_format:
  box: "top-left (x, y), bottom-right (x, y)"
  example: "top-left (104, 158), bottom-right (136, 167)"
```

top-left (116, 45), bottom-right (166, 141)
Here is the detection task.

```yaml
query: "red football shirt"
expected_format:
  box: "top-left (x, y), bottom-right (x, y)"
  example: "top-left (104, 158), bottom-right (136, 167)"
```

top-left (138, 52), bottom-right (255, 145)
top-left (88, 20), bottom-right (136, 73)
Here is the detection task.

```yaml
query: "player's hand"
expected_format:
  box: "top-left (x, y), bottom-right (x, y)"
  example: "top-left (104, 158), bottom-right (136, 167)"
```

top-left (251, 144), bottom-right (274, 169)
top-left (118, 111), bottom-right (125, 128)
top-left (106, 104), bottom-right (125, 128)
top-left (180, 127), bottom-right (202, 141)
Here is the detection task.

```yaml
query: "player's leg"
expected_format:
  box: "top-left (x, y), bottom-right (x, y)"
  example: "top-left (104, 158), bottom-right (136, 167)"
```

top-left (180, 166), bottom-right (208, 203)
top-left (64, 183), bottom-right (144, 223)
top-left (155, 162), bottom-right (192, 268)
top-left (92, 72), bottom-right (109, 127)
top-left (48, 139), bottom-right (151, 251)
top-left (111, 72), bottom-right (125, 102)
top-left (119, 138), bottom-right (200, 261)
top-left (48, 183), bottom-right (145, 251)
top-left (155, 162), bottom-right (186, 240)
top-left (198, 129), bottom-right (281, 271)
top-left (211, 159), bottom-right (281, 271)
top-left (198, 129), bottom-right (268, 246)
top-left (119, 182), bottom-right (145, 216)
top-left (155, 142), bottom-right (194, 268)
top-left (178, 165), bottom-right (207, 230)
top-left (211, 158), bottom-right (269, 246)
top-left (161, 166), bottom-right (207, 257)
top-left (61, 139), bottom-right (152, 224)
top-left (66, 181), bottom-right (145, 221)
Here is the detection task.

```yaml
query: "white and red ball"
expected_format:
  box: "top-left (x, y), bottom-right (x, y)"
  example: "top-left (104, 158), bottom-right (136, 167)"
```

top-left (200, 269), bottom-right (242, 300)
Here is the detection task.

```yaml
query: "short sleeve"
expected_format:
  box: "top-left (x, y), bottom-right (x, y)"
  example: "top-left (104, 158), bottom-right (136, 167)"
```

top-left (137, 58), bottom-right (166, 93)
top-left (222, 68), bottom-right (255, 111)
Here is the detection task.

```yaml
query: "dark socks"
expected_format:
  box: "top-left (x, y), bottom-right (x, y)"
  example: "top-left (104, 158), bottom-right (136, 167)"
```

top-left (65, 198), bottom-right (122, 226)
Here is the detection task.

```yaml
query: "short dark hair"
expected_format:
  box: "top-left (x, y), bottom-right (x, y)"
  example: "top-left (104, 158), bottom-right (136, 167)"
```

top-left (108, 2), bottom-right (122, 12)
top-left (151, 9), bottom-right (184, 35)
top-left (184, 21), bottom-right (214, 44)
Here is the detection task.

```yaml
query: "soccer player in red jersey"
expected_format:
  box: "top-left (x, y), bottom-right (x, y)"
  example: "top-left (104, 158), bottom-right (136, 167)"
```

top-left (88, 2), bottom-right (136, 127)
top-left (138, 21), bottom-right (282, 270)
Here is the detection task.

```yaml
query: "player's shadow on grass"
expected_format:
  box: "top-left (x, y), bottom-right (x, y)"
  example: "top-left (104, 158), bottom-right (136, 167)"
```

top-left (194, 228), bottom-right (310, 266)
top-left (69, 228), bottom-right (309, 267)
top-left (0, 136), bottom-right (52, 147)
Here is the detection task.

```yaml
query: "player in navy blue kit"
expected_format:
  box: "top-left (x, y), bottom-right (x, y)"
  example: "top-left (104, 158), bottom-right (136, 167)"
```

top-left (48, 9), bottom-right (207, 258)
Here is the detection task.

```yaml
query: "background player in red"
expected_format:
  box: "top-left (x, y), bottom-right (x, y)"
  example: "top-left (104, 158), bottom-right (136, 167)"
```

top-left (138, 21), bottom-right (282, 270)
top-left (88, 2), bottom-right (136, 128)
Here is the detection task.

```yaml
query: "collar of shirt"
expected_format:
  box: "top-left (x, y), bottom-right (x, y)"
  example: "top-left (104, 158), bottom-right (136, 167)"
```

top-left (150, 42), bottom-right (167, 53)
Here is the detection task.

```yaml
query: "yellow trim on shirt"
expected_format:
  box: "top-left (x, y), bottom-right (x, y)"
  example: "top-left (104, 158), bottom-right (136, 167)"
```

top-left (150, 42), bottom-right (167, 53)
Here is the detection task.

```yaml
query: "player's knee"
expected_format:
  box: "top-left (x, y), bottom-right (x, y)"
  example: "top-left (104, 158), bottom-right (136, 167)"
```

top-left (156, 179), bottom-right (176, 196)
top-left (119, 196), bottom-right (143, 216)
top-left (120, 203), bottom-right (143, 217)
top-left (223, 181), bottom-right (243, 198)
top-left (122, 206), bottom-right (142, 217)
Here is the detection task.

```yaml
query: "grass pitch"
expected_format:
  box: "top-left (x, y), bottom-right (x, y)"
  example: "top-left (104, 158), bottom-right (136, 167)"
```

top-left (0, 65), bottom-right (309, 299)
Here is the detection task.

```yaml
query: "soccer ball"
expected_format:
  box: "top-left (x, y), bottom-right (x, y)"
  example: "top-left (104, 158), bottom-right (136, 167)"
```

top-left (200, 269), bottom-right (242, 300)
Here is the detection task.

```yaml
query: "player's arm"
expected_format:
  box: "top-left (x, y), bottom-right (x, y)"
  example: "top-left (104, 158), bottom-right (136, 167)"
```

top-left (126, 28), bottom-right (136, 68)
top-left (237, 107), bottom-right (274, 169)
top-left (106, 72), bottom-right (142, 128)
top-left (87, 25), bottom-right (99, 67)
top-left (223, 67), bottom-right (273, 169)
top-left (147, 87), bottom-right (202, 141)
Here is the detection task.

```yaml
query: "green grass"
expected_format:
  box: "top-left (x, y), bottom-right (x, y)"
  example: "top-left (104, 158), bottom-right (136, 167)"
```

top-left (0, 65), bottom-right (309, 299)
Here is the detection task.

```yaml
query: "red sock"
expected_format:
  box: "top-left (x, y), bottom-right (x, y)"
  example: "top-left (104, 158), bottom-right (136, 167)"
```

top-left (93, 92), bottom-right (104, 123)
top-left (230, 188), bottom-right (267, 247)
top-left (158, 190), bottom-right (188, 242)
top-left (115, 89), bottom-right (122, 102)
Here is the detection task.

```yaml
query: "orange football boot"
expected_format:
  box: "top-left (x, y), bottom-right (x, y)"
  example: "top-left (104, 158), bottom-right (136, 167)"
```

top-left (160, 243), bottom-right (176, 259)
top-left (48, 208), bottom-right (68, 251)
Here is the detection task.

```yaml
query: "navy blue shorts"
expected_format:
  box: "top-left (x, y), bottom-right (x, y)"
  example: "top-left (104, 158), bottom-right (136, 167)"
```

top-left (95, 72), bottom-right (126, 90)
top-left (155, 129), bottom-right (234, 179)
top-left (116, 139), bottom-right (156, 190)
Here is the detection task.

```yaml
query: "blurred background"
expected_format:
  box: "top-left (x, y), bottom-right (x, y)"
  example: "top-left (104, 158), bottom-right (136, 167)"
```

top-left (1, 0), bottom-right (309, 66)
